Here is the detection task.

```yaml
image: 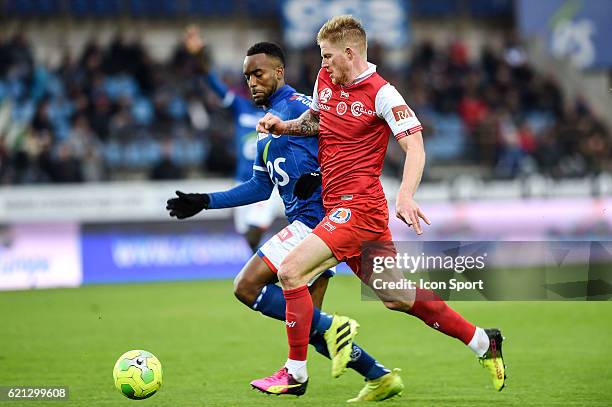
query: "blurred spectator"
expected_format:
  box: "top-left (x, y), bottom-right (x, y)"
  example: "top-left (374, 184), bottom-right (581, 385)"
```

top-left (149, 140), bottom-right (184, 180)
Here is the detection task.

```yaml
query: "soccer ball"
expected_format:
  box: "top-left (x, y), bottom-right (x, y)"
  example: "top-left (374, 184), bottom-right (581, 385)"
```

top-left (113, 350), bottom-right (163, 399)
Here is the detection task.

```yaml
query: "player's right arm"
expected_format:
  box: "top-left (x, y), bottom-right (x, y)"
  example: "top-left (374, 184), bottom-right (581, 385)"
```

top-left (257, 109), bottom-right (319, 136)
top-left (257, 76), bottom-right (321, 136)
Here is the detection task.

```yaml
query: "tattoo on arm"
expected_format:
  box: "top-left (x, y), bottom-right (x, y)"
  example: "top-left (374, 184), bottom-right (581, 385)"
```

top-left (284, 109), bottom-right (320, 136)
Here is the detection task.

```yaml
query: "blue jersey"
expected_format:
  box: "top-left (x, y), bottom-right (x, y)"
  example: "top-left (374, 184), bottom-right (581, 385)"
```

top-left (205, 73), bottom-right (264, 182)
top-left (208, 84), bottom-right (324, 229)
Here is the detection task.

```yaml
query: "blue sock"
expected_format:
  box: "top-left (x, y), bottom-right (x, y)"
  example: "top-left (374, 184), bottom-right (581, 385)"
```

top-left (252, 283), bottom-right (389, 380)
top-left (309, 335), bottom-right (389, 380)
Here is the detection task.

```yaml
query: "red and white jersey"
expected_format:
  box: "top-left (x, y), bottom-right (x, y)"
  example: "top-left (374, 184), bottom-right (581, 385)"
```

top-left (310, 63), bottom-right (422, 208)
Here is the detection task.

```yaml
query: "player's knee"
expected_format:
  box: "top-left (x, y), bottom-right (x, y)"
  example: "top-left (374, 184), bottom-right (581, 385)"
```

top-left (277, 257), bottom-right (302, 288)
top-left (233, 274), bottom-right (258, 306)
top-left (383, 300), bottom-right (412, 313)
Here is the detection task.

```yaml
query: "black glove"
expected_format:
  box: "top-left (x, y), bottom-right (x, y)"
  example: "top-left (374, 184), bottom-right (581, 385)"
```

top-left (293, 172), bottom-right (322, 200)
top-left (166, 190), bottom-right (210, 219)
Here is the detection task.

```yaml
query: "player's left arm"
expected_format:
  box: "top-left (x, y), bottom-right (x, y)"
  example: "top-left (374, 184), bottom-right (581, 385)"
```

top-left (207, 142), bottom-right (274, 209)
top-left (167, 143), bottom-right (274, 219)
top-left (396, 132), bottom-right (430, 234)
top-left (375, 84), bottom-right (430, 235)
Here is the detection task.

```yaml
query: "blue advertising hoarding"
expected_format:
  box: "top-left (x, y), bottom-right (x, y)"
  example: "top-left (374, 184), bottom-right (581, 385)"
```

top-left (517, 0), bottom-right (612, 69)
top-left (81, 221), bottom-right (254, 284)
top-left (79, 220), bottom-right (351, 285)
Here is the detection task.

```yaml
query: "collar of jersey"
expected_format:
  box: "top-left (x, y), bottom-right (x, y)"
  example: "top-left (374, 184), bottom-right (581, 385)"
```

top-left (343, 62), bottom-right (377, 88)
top-left (265, 84), bottom-right (296, 110)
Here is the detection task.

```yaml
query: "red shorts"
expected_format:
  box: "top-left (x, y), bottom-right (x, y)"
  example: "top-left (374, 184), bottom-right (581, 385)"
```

top-left (312, 200), bottom-right (393, 281)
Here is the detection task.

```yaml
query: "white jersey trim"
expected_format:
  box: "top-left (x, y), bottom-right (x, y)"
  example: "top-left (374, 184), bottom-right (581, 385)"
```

top-left (310, 77), bottom-right (320, 113)
top-left (351, 62), bottom-right (377, 85)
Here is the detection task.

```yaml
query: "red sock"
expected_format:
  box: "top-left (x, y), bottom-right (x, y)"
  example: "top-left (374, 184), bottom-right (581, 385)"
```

top-left (409, 288), bottom-right (476, 344)
top-left (283, 285), bottom-right (313, 360)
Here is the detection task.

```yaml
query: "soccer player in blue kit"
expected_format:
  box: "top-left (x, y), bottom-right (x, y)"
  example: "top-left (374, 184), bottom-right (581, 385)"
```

top-left (184, 26), bottom-right (277, 251)
top-left (166, 42), bottom-right (403, 402)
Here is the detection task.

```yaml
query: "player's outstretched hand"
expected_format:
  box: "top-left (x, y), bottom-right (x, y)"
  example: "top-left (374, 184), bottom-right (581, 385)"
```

top-left (166, 190), bottom-right (210, 219)
top-left (184, 25), bottom-right (205, 54)
top-left (294, 171), bottom-right (322, 199)
top-left (257, 112), bottom-right (286, 135)
top-left (395, 195), bottom-right (430, 235)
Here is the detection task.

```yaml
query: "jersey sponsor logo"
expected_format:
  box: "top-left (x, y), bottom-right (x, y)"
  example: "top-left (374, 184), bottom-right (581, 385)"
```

top-left (392, 105), bottom-right (414, 122)
top-left (340, 90), bottom-right (350, 99)
top-left (278, 226), bottom-right (294, 242)
top-left (317, 102), bottom-right (331, 111)
top-left (336, 101), bottom-right (347, 115)
top-left (319, 87), bottom-right (332, 103)
top-left (329, 208), bottom-right (351, 224)
top-left (322, 222), bottom-right (336, 232)
top-left (290, 93), bottom-right (312, 106)
top-left (350, 101), bottom-right (376, 117)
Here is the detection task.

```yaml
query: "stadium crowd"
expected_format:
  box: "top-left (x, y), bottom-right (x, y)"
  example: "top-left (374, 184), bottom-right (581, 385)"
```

top-left (0, 30), bottom-right (609, 184)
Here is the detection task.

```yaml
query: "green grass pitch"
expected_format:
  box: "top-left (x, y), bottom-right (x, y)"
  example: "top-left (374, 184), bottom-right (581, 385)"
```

top-left (1, 276), bottom-right (611, 406)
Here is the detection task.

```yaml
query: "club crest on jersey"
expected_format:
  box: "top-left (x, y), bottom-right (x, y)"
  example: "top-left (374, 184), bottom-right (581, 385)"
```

top-left (319, 88), bottom-right (332, 103)
top-left (329, 208), bottom-right (351, 224)
top-left (336, 101), bottom-right (347, 115)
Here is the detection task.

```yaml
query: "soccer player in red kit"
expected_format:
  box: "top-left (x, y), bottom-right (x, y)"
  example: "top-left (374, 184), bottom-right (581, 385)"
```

top-left (251, 15), bottom-right (506, 397)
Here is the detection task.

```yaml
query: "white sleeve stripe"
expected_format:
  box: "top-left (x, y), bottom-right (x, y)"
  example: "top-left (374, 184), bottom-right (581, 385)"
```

top-left (253, 165), bottom-right (267, 172)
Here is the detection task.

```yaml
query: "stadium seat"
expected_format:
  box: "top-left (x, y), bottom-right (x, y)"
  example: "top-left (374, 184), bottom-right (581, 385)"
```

top-left (103, 142), bottom-right (123, 169)
top-left (11, 100), bottom-right (36, 125)
top-left (5, 0), bottom-right (61, 17)
top-left (524, 111), bottom-right (554, 135)
top-left (69, 0), bottom-right (121, 17)
top-left (424, 113), bottom-right (466, 161)
top-left (129, 0), bottom-right (179, 17)
top-left (469, 0), bottom-right (513, 17)
top-left (168, 96), bottom-right (187, 121)
top-left (132, 97), bottom-right (154, 126)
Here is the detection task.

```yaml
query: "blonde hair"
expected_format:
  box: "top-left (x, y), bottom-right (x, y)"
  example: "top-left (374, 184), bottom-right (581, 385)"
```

top-left (316, 15), bottom-right (367, 57)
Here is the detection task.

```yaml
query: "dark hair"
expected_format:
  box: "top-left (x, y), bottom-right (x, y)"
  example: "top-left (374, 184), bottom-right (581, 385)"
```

top-left (246, 42), bottom-right (286, 67)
